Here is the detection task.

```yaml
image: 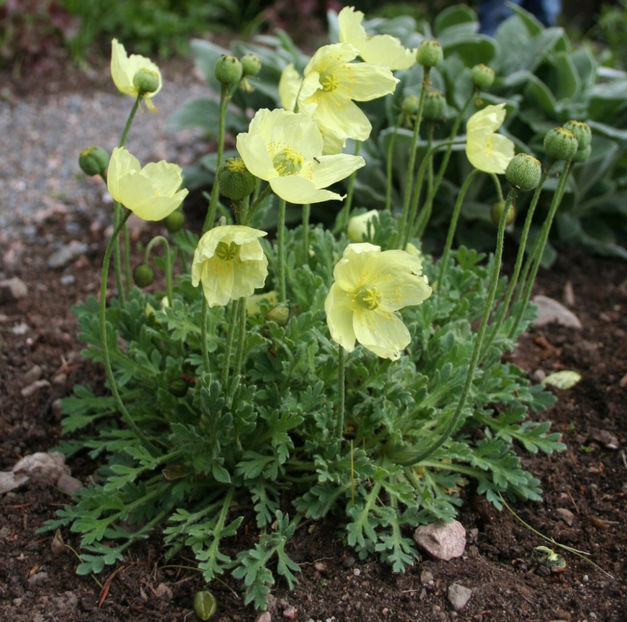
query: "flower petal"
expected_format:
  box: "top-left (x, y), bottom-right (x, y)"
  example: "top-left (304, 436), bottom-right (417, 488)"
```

top-left (325, 283), bottom-right (357, 352)
top-left (269, 176), bottom-right (342, 204)
top-left (310, 154), bottom-right (365, 188)
top-left (313, 94), bottom-right (372, 142)
top-left (333, 62), bottom-right (399, 101)
top-left (353, 308), bottom-right (410, 360)
top-left (236, 132), bottom-right (276, 181)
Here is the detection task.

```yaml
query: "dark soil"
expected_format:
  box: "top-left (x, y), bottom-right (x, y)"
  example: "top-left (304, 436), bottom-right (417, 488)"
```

top-left (1, 66), bottom-right (626, 622)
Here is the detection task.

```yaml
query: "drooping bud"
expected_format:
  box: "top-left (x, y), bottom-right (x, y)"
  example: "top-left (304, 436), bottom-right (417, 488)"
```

top-left (218, 157), bottom-right (256, 200)
top-left (544, 127), bottom-right (578, 161)
top-left (416, 40), bottom-right (443, 68)
top-left (215, 55), bottom-right (243, 85)
top-left (347, 209), bottom-right (378, 242)
top-left (563, 120), bottom-right (591, 151)
top-left (471, 64), bottom-right (495, 89)
top-left (401, 95), bottom-right (420, 116)
top-left (133, 263), bottom-right (155, 288)
top-left (78, 146), bottom-right (109, 176)
top-left (132, 68), bottom-right (160, 95)
top-left (422, 90), bottom-right (447, 122)
top-left (241, 53), bottom-right (262, 77)
top-left (505, 153), bottom-right (542, 191)
top-left (490, 200), bottom-right (516, 227)
top-left (164, 209), bottom-right (185, 233)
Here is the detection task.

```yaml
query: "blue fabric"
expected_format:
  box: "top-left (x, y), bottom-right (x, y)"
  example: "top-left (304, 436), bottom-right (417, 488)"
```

top-left (479, 0), bottom-right (562, 36)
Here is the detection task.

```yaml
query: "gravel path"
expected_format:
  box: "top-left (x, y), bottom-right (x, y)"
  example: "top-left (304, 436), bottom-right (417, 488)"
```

top-left (0, 67), bottom-right (209, 237)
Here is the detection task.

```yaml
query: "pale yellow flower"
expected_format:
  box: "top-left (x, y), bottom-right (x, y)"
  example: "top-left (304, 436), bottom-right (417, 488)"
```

top-left (347, 209), bottom-right (379, 242)
top-left (279, 43), bottom-right (398, 153)
top-left (465, 103), bottom-right (515, 174)
top-left (110, 39), bottom-right (162, 112)
top-left (236, 108), bottom-right (365, 204)
top-left (191, 225), bottom-right (268, 308)
top-left (338, 6), bottom-right (416, 70)
top-left (107, 147), bottom-right (188, 221)
top-left (325, 243), bottom-right (432, 360)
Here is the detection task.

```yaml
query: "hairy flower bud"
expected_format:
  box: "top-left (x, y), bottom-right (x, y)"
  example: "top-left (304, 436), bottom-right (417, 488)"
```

top-left (133, 263), bottom-right (155, 288)
top-left (505, 153), bottom-right (542, 191)
top-left (241, 53), bottom-right (262, 77)
top-left (215, 55), bottom-right (243, 85)
top-left (471, 63), bottom-right (495, 89)
top-left (132, 68), bottom-right (160, 95)
top-left (416, 40), bottom-right (443, 68)
top-left (490, 200), bottom-right (515, 227)
top-left (563, 120), bottom-right (591, 151)
top-left (218, 157), bottom-right (256, 200)
top-left (78, 146), bottom-right (109, 176)
top-left (422, 90), bottom-right (447, 122)
top-left (401, 95), bottom-right (420, 116)
top-left (164, 210), bottom-right (185, 233)
top-left (544, 127), bottom-right (578, 161)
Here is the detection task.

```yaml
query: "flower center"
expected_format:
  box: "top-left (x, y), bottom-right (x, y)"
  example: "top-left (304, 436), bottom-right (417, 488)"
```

top-left (354, 285), bottom-right (381, 310)
top-left (272, 148), bottom-right (304, 176)
top-left (319, 71), bottom-right (338, 92)
top-left (215, 241), bottom-right (239, 261)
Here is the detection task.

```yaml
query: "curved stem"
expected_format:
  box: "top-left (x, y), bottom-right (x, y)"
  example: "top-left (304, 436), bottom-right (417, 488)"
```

top-left (302, 203), bottom-right (311, 264)
top-left (277, 198), bottom-right (287, 301)
top-left (334, 141), bottom-right (361, 234)
top-left (436, 169), bottom-right (480, 290)
top-left (232, 299), bottom-right (247, 385)
top-left (201, 297), bottom-right (209, 374)
top-left (221, 299), bottom-right (240, 388)
top-left (509, 161), bottom-right (572, 338)
top-left (203, 84), bottom-right (230, 233)
top-left (99, 210), bottom-right (157, 455)
top-left (402, 187), bottom-right (517, 466)
top-left (119, 95), bottom-right (142, 148)
top-left (143, 235), bottom-right (174, 305)
top-left (336, 345), bottom-right (346, 447)
top-left (385, 122), bottom-right (400, 212)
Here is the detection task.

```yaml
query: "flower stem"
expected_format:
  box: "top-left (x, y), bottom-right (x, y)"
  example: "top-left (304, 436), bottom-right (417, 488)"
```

top-left (401, 187), bottom-right (517, 466)
top-left (302, 203), bottom-right (311, 264)
top-left (100, 210), bottom-right (157, 455)
top-left (277, 198), bottom-right (287, 301)
top-left (221, 299), bottom-right (240, 388)
top-left (436, 169), bottom-right (480, 290)
top-left (232, 298), bottom-right (247, 384)
top-left (509, 161), bottom-right (572, 338)
top-left (336, 345), bottom-right (346, 447)
top-left (334, 141), bottom-right (361, 234)
top-left (385, 122), bottom-right (400, 212)
top-left (203, 84), bottom-right (230, 233)
top-left (143, 235), bottom-right (174, 305)
top-left (201, 297), bottom-right (209, 374)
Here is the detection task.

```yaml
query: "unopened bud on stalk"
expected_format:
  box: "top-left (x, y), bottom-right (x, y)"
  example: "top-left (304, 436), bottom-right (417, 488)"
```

top-left (78, 146), bottom-right (109, 176)
top-left (218, 157), bottom-right (256, 200)
top-left (416, 40), bottom-right (443, 68)
top-left (401, 95), bottom-right (420, 116)
top-left (505, 153), bottom-right (542, 191)
top-left (490, 200), bottom-right (515, 227)
top-left (471, 63), bottom-right (495, 89)
top-left (164, 209), bottom-right (185, 233)
top-left (423, 90), bottom-right (447, 122)
top-left (241, 54), bottom-right (262, 77)
top-left (215, 55), bottom-right (243, 85)
top-left (266, 304), bottom-right (290, 326)
top-left (132, 68), bottom-right (160, 95)
top-left (571, 144), bottom-right (591, 163)
top-left (133, 263), bottom-right (155, 288)
top-left (544, 127), bottom-right (578, 161)
top-left (563, 120), bottom-right (591, 151)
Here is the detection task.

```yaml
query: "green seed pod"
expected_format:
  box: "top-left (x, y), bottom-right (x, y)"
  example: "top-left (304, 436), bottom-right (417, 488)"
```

top-left (78, 146), bottom-right (109, 176)
top-left (193, 590), bottom-right (217, 620)
top-left (164, 210), bottom-right (185, 233)
top-left (505, 153), bottom-right (542, 191)
top-left (168, 378), bottom-right (188, 397)
top-left (416, 40), bottom-right (443, 68)
top-left (543, 127), bottom-right (578, 161)
top-left (490, 200), bottom-right (515, 227)
top-left (401, 95), bottom-right (420, 116)
top-left (215, 54), bottom-right (243, 85)
top-left (218, 157), bottom-right (256, 200)
top-left (471, 63), bottom-right (495, 89)
top-left (241, 53), bottom-right (262, 77)
top-left (266, 304), bottom-right (290, 326)
top-left (133, 263), bottom-right (154, 288)
top-left (132, 68), bottom-right (160, 94)
top-left (563, 120), bottom-right (591, 151)
top-left (422, 90), bottom-right (447, 122)
top-left (571, 144), bottom-right (591, 163)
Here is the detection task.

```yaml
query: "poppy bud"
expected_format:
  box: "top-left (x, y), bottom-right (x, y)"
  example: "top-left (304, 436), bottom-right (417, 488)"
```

top-left (218, 157), bottom-right (256, 200)
top-left (241, 53), bottom-right (262, 77)
top-left (471, 64), bottom-right (495, 89)
top-left (164, 210), bottom-right (185, 233)
top-left (422, 90), bottom-right (447, 122)
top-left (133, 263), bottom-right (154, 288)
top-left (401, 95), bottom-right (420, 116)
top-left (78, 146), bottom-right (109, 176)
top-left (215, 55), bottom-right (243, 85)
top-left (563, 120), bottom-right (591, 151)
top-left (416, 40), bottom-right (443, 68)
top-left (490, 200), bottom-right (515, 227)
top-left (505, 153), bottom-right (542, 191)
top-left (133, 68), bottom-right (160, 95)
top-left (544, 127), bottom-right (578, 161)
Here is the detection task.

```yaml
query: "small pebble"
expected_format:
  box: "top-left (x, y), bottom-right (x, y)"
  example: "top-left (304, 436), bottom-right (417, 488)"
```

top-left (420, 570), bottom-right (434, 585)
top-left (556, 508), bottom-right (575, 526)
top-left (255, 613), bottom-right (272, 622)
top-left (447, 582), bottom-right (472, 611)
top-left (414, 520), bottom-right (467, 560)
top-left (342, 556), bottom-right (355, 568)
top-left (283, 605), bottom-right (297, 620)
top-left (28, 571), bottom-right (49, 587)
top-left (21, 379), bottom-right (51, 398)
top-left (23, 365), bottom-right (43, 384)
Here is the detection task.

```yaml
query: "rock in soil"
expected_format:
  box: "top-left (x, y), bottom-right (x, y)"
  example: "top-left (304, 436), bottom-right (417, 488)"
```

top-left (414, 520), bottom-right (466, 560)
top-left (447, 582), bottom-right (472, 611)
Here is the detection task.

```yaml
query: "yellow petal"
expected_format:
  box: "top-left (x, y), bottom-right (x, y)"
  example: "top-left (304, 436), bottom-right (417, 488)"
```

top-left (324, 283), bottom-right (357, 352)
top-left (353, 308), bottom-right (410, 360)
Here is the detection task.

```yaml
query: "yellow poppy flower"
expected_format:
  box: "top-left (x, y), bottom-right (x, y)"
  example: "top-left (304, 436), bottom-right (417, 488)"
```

top-left (347, 209), bottom-right (379, 242)
top-left (338, 6), bottom-right (416, 70)
top-left (236, 108), bottom-right (365, 204)
top-left (325, 243), bottom-right (432, 360)
top-left (191, 225), bottom-right (268, 308)
top-left (279, 43), bottom-right (398, 153)
top-left (107, 147), bottom-right (188, 221)
top-left (465, 103), bottom-right (515, 174)
top-left (110, 39), bottom-right (162, 112)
